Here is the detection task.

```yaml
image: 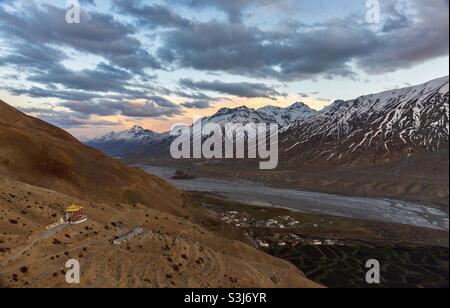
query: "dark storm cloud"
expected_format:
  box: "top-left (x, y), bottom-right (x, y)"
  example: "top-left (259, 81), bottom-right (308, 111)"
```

top-left (0, 2), bottom-right (160, 74)
top-left (155, 0), bottom-right (449, 81)
top-left (175, 0), bottom-right (283, 23)
top-left (181, 100), bottom-right (211, 109)
top-left (114, 0), bottom-right (192, 28)
top-left (179, 79), bottom-right (285, 99)
top-left (22, 97), bottom-right (182, 127)
top-left (28, 62), bottom-right (135, 93)
top-left (0, 0), bottom-right (446, 85)
top-left (19, 106), bottom-right (56, 114)
top-left (3, 86), bottom-right (99, 101)
top-left (119, 100), bottom-right (183, 117)
top-left (157, 21), bottom-right (267, 75)
top-left (61, 97), bottom-right (183, 118)
top-left (156, 17), bottom-right (372, 81)
top-left (173, 90), bottom-right (226, 110)
top-left (147, 95), bottom-right (179, 108)
top-left (2, 84), bottom-right (174, 109)
top-left (41, 113), bottom-right (123, 128)
top-left (380, 2), bottom-right (410, 33)
top-left (0, 0), bottom-right (447, 84)
top-left (0, 43), bottom-right (66, 72)
top-left (60, 100), bottom-right (119, 117)
top-left (173, 91), bottom-right (218, 101)
top-left (19, 107), bottom-right (122, 128)
top-left (79, 0), bottom-right (96, 5)
top-left (357, 0), bottom-right (449, 74)
top-left (114, 0), bottom-right (251, 25)
top-left (176, 0), bottom-right (252, 23)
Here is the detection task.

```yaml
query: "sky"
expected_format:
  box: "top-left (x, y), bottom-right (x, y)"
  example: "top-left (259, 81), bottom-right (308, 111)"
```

top-left (0, 0), bottom-right (448, 138)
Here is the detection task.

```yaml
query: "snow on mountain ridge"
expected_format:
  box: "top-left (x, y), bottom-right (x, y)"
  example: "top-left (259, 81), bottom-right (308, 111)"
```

top-left (89, 102), bottom-right (317, 144)
top-left (202, 102), bottom-right (316, 127)
top-left (89, 125), bottom-right (163, 143)
top-left (258, 102), bottom-right (316, 126)
top-left (85, 77), bottom-right (449, 163)
top-left (282, 76), bottom-right (449, 162)
top-left (202, 105), bottom-right (275, 126)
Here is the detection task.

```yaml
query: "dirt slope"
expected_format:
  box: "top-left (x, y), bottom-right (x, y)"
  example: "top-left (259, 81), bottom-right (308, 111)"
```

top-left (0, 100), bottom-right (188, 217)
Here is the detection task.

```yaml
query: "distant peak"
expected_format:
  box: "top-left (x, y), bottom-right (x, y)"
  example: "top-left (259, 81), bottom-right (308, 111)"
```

top-left (129, 125), bottom-right (144, 131)
top-left (332, 99), bottom-right (345, 105)
top-left (217, 105), bottom-right (254, 114)
top-left (287, 102), bottom-right (315, 114)
top-left (128, 125), bottom-right (156, 135)
top-left (259, 105), bottom-right (282, 110)
top-left (88, 125), bottom-right (161, 144)
top-left (290, 102), bottom-right (307, 107)
top-left (236, 105), bottom-right (252, 110)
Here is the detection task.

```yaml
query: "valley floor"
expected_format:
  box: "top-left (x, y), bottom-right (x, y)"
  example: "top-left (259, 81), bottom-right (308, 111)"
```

top-left (130, 153), bottom-right (449, 209)
top-left (137, 165), bottom-right (449, 230)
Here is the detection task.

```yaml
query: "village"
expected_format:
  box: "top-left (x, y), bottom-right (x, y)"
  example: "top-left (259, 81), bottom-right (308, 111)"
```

top-left (218, 210), bottom-right (343, 250)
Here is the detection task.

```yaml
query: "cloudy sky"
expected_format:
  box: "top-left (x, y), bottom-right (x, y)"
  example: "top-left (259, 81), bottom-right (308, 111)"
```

top-left (0, 0), bottom-right (448, 137)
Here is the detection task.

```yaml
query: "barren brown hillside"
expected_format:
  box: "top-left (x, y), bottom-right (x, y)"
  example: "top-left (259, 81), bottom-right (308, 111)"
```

top-left (0, 100), bottom-right (189, 217)
top-left (0, 100), bottom-right (318, 288)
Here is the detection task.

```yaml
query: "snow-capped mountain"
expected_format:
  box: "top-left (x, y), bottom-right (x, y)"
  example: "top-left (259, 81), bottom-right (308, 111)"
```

top-left (258, 102), bottom-right (317, 126)
top-left (87, 77), bottom-right (449, 165)
top-left (188, 103), bottom-right (316, 150)
top-left (202, 103), bottom-right (316, 127)
top-left (76, 135), bottom-right (90, 143)
top-left (86, 125), bottom-right (165, 157)
top-left (201, 106), bottom-right (275, 126)
top-left (281, 76), bottom-right (449, 164)
top-left (89, 125), bottom-right (163, 143)
top-left (87, 103), bottom-right (316, 158)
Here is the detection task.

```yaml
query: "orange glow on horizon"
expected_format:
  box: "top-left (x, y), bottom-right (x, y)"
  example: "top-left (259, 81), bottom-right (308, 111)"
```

top-left (1, 92), bottom-right (332, 137)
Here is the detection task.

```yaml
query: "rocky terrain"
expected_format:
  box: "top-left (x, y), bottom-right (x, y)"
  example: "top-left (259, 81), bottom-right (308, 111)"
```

top-left (0, 99), bottom-right (318, 288)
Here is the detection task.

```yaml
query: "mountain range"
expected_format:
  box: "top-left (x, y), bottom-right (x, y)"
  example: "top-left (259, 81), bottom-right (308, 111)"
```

top-left (87, 125), bottom-right (165, 158)
top-left (202, 102), bottom-right (316, 126)
top-left (86, 102), bottom-right (317, 158)
top-left (87, 76), bottom-right (449, 167)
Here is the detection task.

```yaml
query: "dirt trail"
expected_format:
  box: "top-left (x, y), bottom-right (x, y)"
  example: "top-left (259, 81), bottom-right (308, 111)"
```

top-left (0, 224), bottom-right (69, 268)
